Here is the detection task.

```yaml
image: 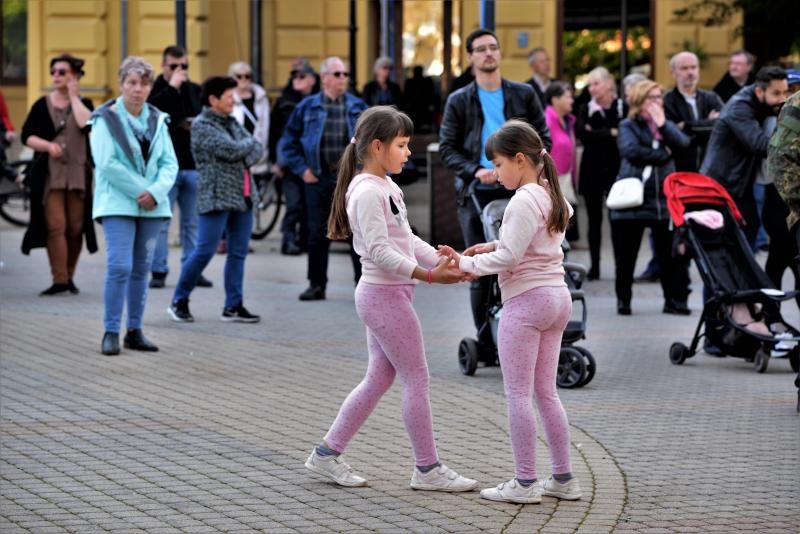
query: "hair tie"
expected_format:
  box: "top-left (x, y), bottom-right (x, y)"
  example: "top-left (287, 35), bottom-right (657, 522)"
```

top-left (350, 137), bottom-right (357, 145)
top-left (539, 148), bottom-right (547, 158)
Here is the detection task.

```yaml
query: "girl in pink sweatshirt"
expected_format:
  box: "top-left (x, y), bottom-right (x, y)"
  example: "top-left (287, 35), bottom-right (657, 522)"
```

top-left (441, 119), bottom-right (582, 504)
top-left (304, 106), bottom-right (478, 493)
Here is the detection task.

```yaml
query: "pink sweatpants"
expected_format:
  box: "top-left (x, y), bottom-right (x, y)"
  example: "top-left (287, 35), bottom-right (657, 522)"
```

top-left (497, 285), bottom-right (573, 480)
top-left (324, 282), bottom-right (439, 466)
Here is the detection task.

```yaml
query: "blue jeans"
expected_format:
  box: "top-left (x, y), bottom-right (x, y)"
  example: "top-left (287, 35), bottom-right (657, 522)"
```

top-left (102, 216), bottom-right (165, 333)
top-left (152, 169), bottom-right (199, 274)
top-left (753, 182), bottom-right (768, 250)
top-left (173, 209), bottom-right (253, 309)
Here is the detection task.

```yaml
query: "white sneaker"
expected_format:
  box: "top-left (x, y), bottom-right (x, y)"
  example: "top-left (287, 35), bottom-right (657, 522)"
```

top-left (409, 464), bottom-right (478, 492)
top-left (480, 478), bottom-right (542, 504)
top-left (540, 476), bottom-right (582, 500)
top-left (304, 449), bottom-right (367, 487)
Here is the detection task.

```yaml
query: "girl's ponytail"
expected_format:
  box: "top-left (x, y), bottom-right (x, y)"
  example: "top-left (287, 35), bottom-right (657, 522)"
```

top-left (539, 151), bottom-right (570, 234)
top-left (328, 141), bottom-right (358, 240)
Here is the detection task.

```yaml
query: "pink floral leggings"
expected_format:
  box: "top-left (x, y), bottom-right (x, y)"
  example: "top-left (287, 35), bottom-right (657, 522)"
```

top-left (324, 282), bottom-right (439, 466)
top-left (498, 285), bottom-right (573, 480)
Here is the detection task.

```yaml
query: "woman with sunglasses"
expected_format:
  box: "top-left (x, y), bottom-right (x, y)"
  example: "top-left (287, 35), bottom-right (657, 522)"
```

top-left (610, 80), bottom-right (690, 316)
top-left (229, 62), bottom-right (270, 177)
top-left (21, 53), bottom-right (97, 296)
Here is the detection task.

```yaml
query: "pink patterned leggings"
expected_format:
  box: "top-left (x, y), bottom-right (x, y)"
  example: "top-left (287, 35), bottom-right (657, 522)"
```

top-left (324, 282), bottom-right (439, 466)
top-left (498, 285), bottom-right (573, 480)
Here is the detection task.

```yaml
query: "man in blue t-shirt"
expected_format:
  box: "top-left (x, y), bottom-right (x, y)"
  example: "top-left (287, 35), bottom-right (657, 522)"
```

top-left (439, 28), bottom-right (551, 359)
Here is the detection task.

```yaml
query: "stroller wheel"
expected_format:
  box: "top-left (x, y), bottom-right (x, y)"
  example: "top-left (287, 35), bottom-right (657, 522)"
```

top-left (557, 347), bottom-right (587, 389)
top-left (754, 348), bottom-right (770, 373)
top-left (458, 337), bottom-right (479, 376)
top-left (754, 348), bottom-right (769, 373)
top-left (573, 346), bottom-right (596, 386)
top-left (669, 342), bottom-right (690, 365)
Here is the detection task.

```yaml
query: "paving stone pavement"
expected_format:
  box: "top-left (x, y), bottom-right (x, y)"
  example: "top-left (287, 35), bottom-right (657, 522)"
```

top-left (1, 224), bottom-right (798, 533)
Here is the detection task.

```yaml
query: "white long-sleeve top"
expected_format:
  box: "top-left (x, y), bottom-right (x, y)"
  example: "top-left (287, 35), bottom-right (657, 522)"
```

top-left (347, 173), bottom-right (440, 284)
top-left (459, 182), bottom-right (572, 302)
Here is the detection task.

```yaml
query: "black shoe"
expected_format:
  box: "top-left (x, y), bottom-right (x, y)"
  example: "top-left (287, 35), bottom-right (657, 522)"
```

top-left (299, 285), bottom-right (325, 301)
top-left (149, 272), bottom-right (167, 289)
top-left (196, 275), bottom-right (213, 288)
top-left (101, 332), bottom-right (120, 356)
top-left (634, 270), bottom-right (660, 283)
top-left (40, 283), bottom-right (71, 296)
top-left (663, 300), bottom-right (691, 315)
top-left (221, 303), bottom-right (261, 323)
top-left (168, 298), bottom-right (194, 322)
top-left (617, 300), bottom-right (631, 315)
top-left (123, 328), bottom-right (159, 351)
top-left (281, 242), bottom-right (303, 255)
top-left (704, 340), bottom-right (725, 357)
top-left (587, 268), bottom-right (600, 281)
top-left (67, 280), bottom-right (80, 294)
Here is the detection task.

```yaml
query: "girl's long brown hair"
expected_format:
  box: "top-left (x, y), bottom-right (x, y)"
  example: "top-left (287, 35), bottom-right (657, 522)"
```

top-left (484, 119), bottom-right (570, 234)
top-left (327, 106), bottom-right (414, 240)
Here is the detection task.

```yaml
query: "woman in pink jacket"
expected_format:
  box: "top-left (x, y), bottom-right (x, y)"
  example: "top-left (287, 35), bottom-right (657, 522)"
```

top-left (544, 81), bottom-right (579, 242)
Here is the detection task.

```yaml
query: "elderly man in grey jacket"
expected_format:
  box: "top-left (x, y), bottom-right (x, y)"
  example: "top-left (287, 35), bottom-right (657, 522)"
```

top-left (168, 76), bottom-right (263, 324)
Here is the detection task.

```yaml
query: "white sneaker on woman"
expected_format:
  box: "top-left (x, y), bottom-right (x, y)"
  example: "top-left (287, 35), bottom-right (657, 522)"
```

top-left (304, 449), bottom-right (367, 487)
top-left (410, 464), bottom-right (478, 492)
top-left (540, 476), bottom-right (582, 500)
top-left (480, 478), bottom-right (542, 504)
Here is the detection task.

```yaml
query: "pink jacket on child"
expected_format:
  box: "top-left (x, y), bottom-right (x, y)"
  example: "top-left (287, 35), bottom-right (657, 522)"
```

top-left (459, 182), bottom-right (571, 302)
top-left (346, 173), bottom-right (440, 285)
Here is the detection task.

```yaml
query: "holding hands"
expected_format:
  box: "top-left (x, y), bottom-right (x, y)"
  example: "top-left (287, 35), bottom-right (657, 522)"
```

top-left (426, 256), bottom-right (468, 284)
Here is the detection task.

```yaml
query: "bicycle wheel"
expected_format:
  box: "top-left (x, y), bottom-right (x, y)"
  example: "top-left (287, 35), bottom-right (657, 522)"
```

top-left (251, 174), bottom-right (282, 240)
top-left (0, 160), bottom-right (32, 227)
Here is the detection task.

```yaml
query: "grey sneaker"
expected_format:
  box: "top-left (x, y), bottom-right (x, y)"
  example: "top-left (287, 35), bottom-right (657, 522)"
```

top-left (410, 464), bottom-right (478, 492)
top-left (540, 476), bottom-right (582, 500)
top-left (480, 478), bottom-right (542, 504)
top-left (304, 449), bottom-right (367, 487)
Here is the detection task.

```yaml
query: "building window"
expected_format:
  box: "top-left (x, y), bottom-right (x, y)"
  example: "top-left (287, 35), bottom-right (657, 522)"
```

top-left (1, 0), bottom-right (27, 85)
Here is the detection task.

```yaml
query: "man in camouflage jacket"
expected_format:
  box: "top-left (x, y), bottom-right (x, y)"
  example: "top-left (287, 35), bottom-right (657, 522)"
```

top-left (768, 90), bottom-right (800, 259)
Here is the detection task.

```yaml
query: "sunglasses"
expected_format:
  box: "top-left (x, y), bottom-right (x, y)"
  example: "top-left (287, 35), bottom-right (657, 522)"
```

top-left (327, 71), bottom-right (349, 78)
top-left (235, 73), bottom-right (251, 80)
top-left (168, 63), bottom-right (189, 70)
top-left (50, 68), bottom-right (69, 76)
top-left (292, 73), bottom-right (309, 80)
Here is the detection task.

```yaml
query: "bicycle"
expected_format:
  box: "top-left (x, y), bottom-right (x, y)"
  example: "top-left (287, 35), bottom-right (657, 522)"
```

top-left (251, 171), bottom-right (282, 240)
top-left (0, 158), bottom-right (32, 227)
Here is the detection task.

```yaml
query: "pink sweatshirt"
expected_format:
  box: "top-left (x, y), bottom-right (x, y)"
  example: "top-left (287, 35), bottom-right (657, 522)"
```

top-left (459, 183), bottom-right (572, 302)
top-left (346, 173), bottom-right (440, 285)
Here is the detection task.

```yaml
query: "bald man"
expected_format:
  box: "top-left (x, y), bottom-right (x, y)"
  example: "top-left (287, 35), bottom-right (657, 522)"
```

top-left (663, 51), bottom-right (724, 172)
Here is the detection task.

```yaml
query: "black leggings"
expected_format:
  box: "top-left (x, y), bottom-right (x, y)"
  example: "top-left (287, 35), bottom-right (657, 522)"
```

top-left (762, 184), bottom-right (800, 306)
top-left (582, 191), bottom-right (605, 273)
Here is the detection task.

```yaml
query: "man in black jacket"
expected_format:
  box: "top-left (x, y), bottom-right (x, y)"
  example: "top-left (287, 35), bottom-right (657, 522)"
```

top-left (664, 51), bottom-right (724, 172)
top-left (701, 66), bottom-right (790, 247)
top-left (148, 45), bottom-right (211, 289)
top-left (439, 28), bottom-right (551, 357)
top-left (713, 49), bottom-right (756, 103)
top-left (525, 47), bottom-right (551, 110)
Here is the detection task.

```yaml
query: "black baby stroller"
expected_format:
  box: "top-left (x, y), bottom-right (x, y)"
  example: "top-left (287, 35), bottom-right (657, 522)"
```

top-left (664, 172), bottom-right (800, 378)
top-left (456, 184), bottom-right (596, 388)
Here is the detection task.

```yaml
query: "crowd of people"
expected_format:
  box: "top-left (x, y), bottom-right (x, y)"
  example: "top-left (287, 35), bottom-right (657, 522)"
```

top-left (6, 29), bottom-right (800, 504)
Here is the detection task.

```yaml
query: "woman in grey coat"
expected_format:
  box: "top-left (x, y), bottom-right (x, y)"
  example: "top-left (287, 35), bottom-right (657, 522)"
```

top-left (168, 76), bottom-right (263, 323)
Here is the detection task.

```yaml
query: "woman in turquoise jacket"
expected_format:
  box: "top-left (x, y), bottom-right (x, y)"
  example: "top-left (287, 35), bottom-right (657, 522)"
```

top-left (89, 56), bottom-right (178, 356)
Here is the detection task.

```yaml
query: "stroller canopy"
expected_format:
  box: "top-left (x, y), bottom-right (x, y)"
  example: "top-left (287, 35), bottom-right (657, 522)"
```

top-left (664, 172), bottom-right (744, 227)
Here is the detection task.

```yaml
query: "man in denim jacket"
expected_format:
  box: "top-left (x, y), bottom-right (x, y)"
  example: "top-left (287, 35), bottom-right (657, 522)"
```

top-left (278, 57), bottom-right (367, 301)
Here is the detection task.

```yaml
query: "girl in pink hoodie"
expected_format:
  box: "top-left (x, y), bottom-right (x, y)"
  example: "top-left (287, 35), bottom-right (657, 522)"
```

top-left (304, 106), bottom-right (478, 493)
top-left (441, 119), bottom-right (582, 504)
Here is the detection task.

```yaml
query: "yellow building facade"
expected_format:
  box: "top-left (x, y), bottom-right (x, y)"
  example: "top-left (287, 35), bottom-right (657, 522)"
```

top-left (7, 0), bottom-right (742, 131)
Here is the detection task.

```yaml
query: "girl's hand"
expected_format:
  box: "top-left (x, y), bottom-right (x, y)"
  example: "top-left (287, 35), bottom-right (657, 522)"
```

top-left (436, 244), bottom-right (462, 265)
top-left (463, 242), bottom-right (496, 256)
top-left (430, 257), bottom-right (465, 284)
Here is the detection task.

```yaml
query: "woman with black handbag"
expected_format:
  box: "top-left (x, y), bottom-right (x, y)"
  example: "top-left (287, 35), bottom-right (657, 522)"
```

top-left (21, 54), bottom-right (97, 295)
top-left (610, 80), bottom-right (690, 316)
